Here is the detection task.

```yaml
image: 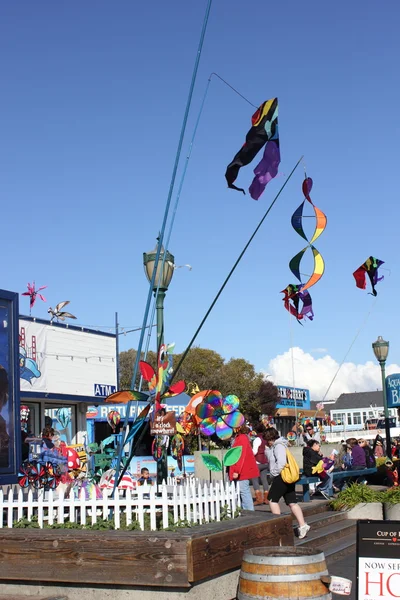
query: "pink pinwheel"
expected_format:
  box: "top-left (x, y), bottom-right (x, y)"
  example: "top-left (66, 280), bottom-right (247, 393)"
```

top-left (22, 282), bottom-right (47, 315)
top-left (195, 392), bottom-right (245, 441)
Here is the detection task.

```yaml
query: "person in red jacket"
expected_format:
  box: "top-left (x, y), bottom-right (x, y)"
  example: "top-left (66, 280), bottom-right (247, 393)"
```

top-left (229, 425), bottom-right (260, 510)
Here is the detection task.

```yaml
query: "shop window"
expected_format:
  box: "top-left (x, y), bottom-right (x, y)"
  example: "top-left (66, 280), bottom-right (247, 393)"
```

top-left (44, 404), bottom-right (77, 444)
top-left (20, 402), bottom-right (41, 437)
top-left (353, 412), bottom-right (362, 425)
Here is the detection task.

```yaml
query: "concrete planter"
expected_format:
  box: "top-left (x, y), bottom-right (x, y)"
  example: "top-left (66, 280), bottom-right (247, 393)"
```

top-left (384, 503), bottom-right (400, 520)
top-left (347, 502), bottom-right (383, 520)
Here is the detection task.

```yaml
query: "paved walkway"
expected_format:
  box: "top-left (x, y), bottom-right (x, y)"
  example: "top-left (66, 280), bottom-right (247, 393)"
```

top-left (330, 554), bottom-right (357, 599)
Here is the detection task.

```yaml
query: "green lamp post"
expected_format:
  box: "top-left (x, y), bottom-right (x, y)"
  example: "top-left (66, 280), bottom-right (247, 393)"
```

top-left (143, 240), bottom-right (175, 350)
top-left (143, 240), bottom-right (175, 485)
top-left (372, 336), bottom-right (391, 459)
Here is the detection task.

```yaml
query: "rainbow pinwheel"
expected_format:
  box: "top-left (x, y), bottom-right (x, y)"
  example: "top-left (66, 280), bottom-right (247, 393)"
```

top-left (195, 392), bottom-right (245, 440)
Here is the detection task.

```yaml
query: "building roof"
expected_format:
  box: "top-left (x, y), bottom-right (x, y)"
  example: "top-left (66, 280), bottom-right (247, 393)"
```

top-left (312, 391), bottom-right (383, 411)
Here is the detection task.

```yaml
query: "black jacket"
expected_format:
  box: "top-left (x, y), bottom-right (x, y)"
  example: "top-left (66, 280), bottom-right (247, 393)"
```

top-left (303, 446), bottom-right (322, 477)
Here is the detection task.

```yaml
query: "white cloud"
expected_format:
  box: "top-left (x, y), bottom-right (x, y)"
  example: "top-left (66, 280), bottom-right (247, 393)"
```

top-left (264, 347), bottom-right (400, 402)
top-left (310, 348), bottom-right (328, 354)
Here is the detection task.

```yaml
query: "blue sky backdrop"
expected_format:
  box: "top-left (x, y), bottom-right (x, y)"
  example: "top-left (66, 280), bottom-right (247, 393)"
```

top-left (1, 1), bottom-right (399, 398)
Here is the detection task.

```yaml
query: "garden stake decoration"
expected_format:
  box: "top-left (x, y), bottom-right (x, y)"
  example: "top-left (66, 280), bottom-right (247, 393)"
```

top-left (201, 446), bottom-right (242, 472)
top-left (196, 392), bottom-right (245, 440)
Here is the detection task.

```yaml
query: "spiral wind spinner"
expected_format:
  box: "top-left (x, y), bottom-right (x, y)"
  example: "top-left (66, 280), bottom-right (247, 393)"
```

top-left (282, 177), bottom-right (327, 322)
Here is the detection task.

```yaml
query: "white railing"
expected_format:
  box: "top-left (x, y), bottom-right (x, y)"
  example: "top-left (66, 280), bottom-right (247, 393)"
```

top-left (0, 480), bottom-right (241, 531)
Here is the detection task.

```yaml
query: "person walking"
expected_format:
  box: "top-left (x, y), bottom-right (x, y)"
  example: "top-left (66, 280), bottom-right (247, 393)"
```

top-left (264, 428), bottom-right (310, 539)
top-left (229, 425), bottom-right (260, 511)
top-left (251, 423), bottom-right (270, 505)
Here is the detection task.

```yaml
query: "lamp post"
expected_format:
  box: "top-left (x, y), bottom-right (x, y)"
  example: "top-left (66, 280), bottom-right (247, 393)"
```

top-left (143, 240), bottom-right (174, 350)
top-left (143, 239), bottom-right (175, 485)
top-left (372, 336), bottom-right (391, 459)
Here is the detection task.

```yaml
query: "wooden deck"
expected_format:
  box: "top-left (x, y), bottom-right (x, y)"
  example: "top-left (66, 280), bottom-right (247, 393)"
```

top-left (0, 512), bottom-right (293, 588)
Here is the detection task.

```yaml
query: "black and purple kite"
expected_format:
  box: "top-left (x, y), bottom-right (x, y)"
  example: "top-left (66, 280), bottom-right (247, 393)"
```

top-left (225, 98), bottom-right (280, 200)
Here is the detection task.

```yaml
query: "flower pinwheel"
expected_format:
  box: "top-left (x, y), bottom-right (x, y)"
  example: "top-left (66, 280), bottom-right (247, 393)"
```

top-left (196, 392), bottom-right (245, 440)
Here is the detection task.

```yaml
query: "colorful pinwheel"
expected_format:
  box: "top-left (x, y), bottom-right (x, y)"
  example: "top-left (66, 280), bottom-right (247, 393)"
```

top-left (195, 392), bottom-right (245, 440)
top-left (22, 282), bottom-right (47, 315)
top-left (140, 343), bottom-right (185, 413)
top-left (282, 177), bottom-right (326, 322)
top-left (107, 410), bottom-right (121, 432)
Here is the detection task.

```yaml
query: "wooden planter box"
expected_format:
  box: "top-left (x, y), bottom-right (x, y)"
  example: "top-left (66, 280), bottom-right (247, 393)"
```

top-left (0, 512), bottom-right (293, 588)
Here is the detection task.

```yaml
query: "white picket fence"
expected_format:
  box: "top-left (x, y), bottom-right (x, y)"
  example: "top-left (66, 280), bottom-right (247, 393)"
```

top-left (0, 480), bottom-right (241, 531)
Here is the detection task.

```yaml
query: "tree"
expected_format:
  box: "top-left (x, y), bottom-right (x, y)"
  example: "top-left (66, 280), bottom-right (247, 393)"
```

top-left (118, 346), bottom-right (266, 411)
top-left (244, 380), bottom-right (280, 426)
top-left (118, 349), bottom-right (157, 389)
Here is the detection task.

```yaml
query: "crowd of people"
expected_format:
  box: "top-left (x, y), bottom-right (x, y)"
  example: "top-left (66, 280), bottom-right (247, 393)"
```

top-left (227, 421), bottom-right (400, 540)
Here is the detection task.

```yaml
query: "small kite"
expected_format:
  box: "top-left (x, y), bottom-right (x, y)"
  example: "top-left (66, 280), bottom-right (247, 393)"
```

top-left (225, 98), bottom-right (280, 200)
top-left (281, 284), bottom-right (314, 322)
top-left (353, 257), bottom-right (384, 296)
top-left (48, 301), bottom-right (77, 323)
top-left (282, 177), bottom-right (326, 322)
top-left (22, 282), bottom-right (47, 315)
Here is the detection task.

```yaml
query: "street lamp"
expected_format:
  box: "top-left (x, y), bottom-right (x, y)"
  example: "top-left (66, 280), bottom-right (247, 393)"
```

top-left (143, 239), bottom-right (175, 485)
top-left (143, 239), bottom-right (174, 349)
top-left (372, 336), bottom-right (391, 458)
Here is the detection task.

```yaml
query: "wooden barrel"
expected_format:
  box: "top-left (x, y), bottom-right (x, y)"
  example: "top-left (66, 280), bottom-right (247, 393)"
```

top-left (238, 546), bottom-right (331, 600)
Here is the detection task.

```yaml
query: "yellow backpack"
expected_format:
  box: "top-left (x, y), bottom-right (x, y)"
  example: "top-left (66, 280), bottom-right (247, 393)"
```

top-left (281, 449), bottom-right (300, 484)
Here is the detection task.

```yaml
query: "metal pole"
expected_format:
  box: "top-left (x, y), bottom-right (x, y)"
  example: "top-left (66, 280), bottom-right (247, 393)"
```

top-left (115, 312), bottom-right (120, 388)
top-left (156, 290), bottom-right (166, 350)
top-left (155, 289), bottom-right (168, 485)
top-left (380, 361), bottom-right (392, 459)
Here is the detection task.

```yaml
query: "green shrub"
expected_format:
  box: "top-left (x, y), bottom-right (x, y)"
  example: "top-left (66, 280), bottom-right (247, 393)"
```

top-left (379, 487), bottom-right (400, 505)
top-left (330, 483), bottom-right (381, 511)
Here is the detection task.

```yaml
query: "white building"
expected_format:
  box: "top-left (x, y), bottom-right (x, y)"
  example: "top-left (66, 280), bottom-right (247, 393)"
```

top-left (19, 317), bottom-right (117, 445)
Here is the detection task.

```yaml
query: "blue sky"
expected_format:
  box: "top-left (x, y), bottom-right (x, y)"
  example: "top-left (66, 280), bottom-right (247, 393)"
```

top-left (1, 1), bottom-right (399, 395)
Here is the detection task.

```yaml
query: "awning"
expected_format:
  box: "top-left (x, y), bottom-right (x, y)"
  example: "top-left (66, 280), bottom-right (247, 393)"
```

top-left (274, 409), bottom-right (326, 419)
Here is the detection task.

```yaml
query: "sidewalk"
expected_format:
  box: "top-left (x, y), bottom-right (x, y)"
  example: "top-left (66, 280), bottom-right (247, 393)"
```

top-left (330, 554), bottom-right (357, 600)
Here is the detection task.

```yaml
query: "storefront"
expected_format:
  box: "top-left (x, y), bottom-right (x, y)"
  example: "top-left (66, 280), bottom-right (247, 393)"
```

top-left (273, 385), bottom-right (325, 436)
top-left (19, 317), bottom-right (117, 446)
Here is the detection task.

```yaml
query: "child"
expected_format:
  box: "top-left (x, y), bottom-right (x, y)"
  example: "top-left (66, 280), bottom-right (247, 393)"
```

top-left (303, 439), bottom-right (334, 499)
top-left (138, 468), bottom-right (153, 486)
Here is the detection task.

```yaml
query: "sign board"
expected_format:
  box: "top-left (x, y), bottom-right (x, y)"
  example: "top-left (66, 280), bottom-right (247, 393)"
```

top-left (357, 520), bottom-right (400, 598)
top-left (94, 384), bottom-right (117, 398)
top-left (386, 373), bottom-right (400, 409)
top-left (87, 394), bottom-right (189, 421)
top-left (150, 411), bottom-right (176, 436)
top-left (276, 386), bottom-right (311, 410)
top-left (19, 318), bottom-right (117, 398)
top-left (0, 290), bottom-right (21, 483)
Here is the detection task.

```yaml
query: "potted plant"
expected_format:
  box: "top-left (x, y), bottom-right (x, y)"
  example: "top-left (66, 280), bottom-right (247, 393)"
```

top-left (330, 484), bottom-right (383, 519)
top-left (380, 487), bottom-right (400, 520)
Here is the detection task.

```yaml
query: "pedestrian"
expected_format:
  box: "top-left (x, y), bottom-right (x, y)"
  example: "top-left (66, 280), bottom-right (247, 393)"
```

top-left (251, 422), bottom-right (270, 505)
top-left (264, 427), bottom-right (310, 539)
top-left (229, 425), bottom-right (259, 511)
top-left (372, 435), bottom-right (385, 458)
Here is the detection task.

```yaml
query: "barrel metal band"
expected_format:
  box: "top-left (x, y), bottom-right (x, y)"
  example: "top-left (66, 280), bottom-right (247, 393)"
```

top-left (238, 591), bottom-right (332, 600)
top-left (240, 569), bottom-right (329, 582)
top-left (242, 552), bottom-right (326, 566)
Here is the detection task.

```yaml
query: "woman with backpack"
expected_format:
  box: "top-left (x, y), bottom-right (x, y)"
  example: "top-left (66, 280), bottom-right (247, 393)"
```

top-left (264, 428), bottom-right (310, 539)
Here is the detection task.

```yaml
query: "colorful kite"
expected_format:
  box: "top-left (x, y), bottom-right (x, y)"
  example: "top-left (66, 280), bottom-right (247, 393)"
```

top-left (353, 257), bottom-right (384, 296)
top-left (22, 282), bottom-right (47, 314)
top-left (225, 98), bottom-right (280, 200)
top-left (282, 177), bottom-right (326, 321)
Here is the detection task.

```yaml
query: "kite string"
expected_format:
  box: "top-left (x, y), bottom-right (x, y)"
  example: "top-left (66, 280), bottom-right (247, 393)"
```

top-left (171, 156), bottom-right (304, 383)
top-left (209, 72), bottom-right (258, 108)
top-left (288, 308), bottom-right (299, 442)
top-left (321, 296), bottom-right (379, 403)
